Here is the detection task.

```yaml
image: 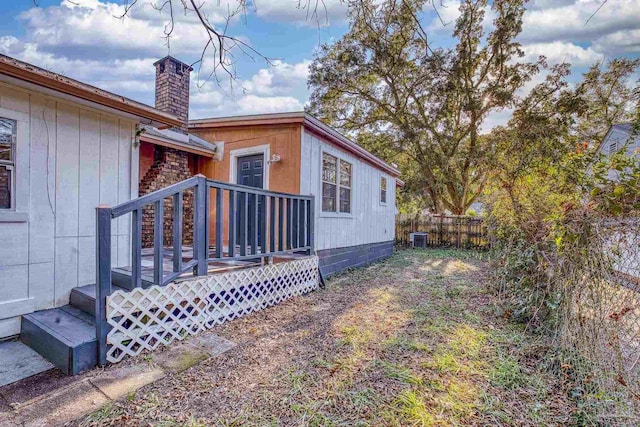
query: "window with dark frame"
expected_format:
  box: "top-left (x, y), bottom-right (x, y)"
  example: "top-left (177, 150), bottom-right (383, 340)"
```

top-left (0, 118), bottom-right (16, 210)
top-left (321, 152), bottom-right (352, 214)
top-left (380, 176), bottom-right (387, 204)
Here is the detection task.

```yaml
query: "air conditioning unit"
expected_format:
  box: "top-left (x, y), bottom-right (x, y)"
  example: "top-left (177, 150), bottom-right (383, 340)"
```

top-left (409, 232), bottom-right (428, 248)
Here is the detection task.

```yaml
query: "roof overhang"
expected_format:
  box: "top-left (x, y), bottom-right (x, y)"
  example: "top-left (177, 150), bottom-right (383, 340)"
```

top-left (140, 134), bottom-right (216, 157)
top-left (0, 54), bottom-right (181, 129)
top-left (190, 112), bottom-right (401, 178)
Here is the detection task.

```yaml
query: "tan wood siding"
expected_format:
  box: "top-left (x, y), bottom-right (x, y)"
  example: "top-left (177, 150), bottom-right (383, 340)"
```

top-left (190, 124), bottom-right (302, 248)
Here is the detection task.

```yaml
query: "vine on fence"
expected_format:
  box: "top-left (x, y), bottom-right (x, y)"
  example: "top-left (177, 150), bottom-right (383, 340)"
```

top-left (489, 150), bottom-right (640, 425)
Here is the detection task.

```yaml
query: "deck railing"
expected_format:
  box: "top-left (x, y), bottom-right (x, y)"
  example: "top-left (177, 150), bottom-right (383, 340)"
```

top-left (95, 174), bottom-right (315, 365)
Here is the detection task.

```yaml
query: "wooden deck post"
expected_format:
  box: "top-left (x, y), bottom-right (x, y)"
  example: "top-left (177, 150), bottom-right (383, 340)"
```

top-left (195, 175), bottom-right (208, 276)
top-left (95, 205), bottom-right (112, 367)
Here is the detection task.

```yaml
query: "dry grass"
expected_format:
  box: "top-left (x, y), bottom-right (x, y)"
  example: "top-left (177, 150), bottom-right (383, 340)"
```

top-left (74, 249), bottom-right (576, 427)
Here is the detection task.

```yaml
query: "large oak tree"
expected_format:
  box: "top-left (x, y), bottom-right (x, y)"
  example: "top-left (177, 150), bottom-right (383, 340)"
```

top-left (308, 0), bottom-right (540, 214)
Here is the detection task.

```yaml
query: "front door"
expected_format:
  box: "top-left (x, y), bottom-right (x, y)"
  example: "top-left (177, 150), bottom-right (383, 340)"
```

top-left (236, 154), bottom-right (264, 246)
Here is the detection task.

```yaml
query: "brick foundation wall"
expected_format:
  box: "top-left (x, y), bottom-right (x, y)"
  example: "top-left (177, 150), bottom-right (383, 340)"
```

top-left (317, 241), bottom-right (394, 277)
top-left (139, 146), bottom-right (194, 248)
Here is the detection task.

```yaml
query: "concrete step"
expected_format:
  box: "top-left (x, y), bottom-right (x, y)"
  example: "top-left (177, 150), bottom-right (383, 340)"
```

top-left (20, 306), bottom-right (97, 376)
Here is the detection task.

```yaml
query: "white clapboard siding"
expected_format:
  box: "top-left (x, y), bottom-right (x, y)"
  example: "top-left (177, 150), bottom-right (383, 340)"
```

top-left (0, 82), bottom-right (138, 336)
top-left (300, 130), bottom-right (396, 251)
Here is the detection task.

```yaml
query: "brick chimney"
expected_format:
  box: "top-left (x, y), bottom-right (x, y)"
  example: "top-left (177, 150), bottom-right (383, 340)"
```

top-left (153, 56), bottom-right (193, 132)
top-left (139, 56), bottom-right (195, 248)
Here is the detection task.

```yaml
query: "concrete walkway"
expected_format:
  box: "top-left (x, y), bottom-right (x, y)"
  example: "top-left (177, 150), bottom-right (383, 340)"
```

top-left (0, 333), bottom-right (235, 427)
top-left (0, 341), bottom-right (54, 388)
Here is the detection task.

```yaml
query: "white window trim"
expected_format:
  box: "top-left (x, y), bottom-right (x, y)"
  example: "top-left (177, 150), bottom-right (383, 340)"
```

top-left (380, 175), bottom-right (388, 206)
top-left (319, 150), bottom-right (353, 218)
top-left (0, 107), bottom-right (29, 223)
top-left (229, 144), bottom-right (270, 189)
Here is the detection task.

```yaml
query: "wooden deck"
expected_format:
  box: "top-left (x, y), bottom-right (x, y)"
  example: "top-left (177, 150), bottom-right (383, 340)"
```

top-left (111, 245), bottom-right (310, 289)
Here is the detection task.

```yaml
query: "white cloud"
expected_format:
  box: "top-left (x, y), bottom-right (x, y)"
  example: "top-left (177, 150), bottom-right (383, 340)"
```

top-left (236, 94), bottom-right (305, 114)
top-left (0, 0), bottom-right (316, 121)
top-left (520, 0), bottom-right (640, 50)
top-left (522, 41), bottom-right (604, 68)
top-left (255, 0), bottom-right (347, 26)
top-left (242, 59), bottom-right (311, 96)
top-left (592, 29), bottom-right (640, 55)
top-left (190, 59), bottom-right (311, 118)
top-left (18, 1), bottom-right (206, 60)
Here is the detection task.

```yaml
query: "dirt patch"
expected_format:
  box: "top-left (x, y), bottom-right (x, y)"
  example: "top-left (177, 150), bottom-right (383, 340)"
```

top-left (73, 249), bottom-right (576, 426)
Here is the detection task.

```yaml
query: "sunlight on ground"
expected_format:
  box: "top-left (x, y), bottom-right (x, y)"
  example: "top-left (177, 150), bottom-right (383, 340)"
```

top-left (79, 249), bottom-right (574, 427)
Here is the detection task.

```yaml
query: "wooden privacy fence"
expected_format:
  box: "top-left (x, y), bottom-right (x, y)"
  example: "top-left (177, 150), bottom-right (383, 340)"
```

top-left (395, 214), bottom-right (488, 249)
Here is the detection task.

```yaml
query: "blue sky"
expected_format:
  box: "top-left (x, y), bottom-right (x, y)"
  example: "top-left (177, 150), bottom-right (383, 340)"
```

top-left (0, 0), bottom-right (638, 127)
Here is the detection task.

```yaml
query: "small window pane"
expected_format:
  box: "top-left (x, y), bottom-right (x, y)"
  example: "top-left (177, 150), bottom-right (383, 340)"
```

top-left (322, 153), bottom-right (337, 183)
top-left (0, 142), bottom-right (10, 162)
top-left (339, 160), bottom-right (351, 187)
top-left (339, 187), bottom-right (351, 213)
top-left (380, 177), bottom-right (387, 203)
top-left (0, 165), bottom-right (11, 209)
top-left (0, 118), bottom-right (15, 210)
top-left (322, 182), bottom-right (336, 212)
top-left (0, 118), bottom-right (16, 144)
top-left (0, 118), bottom-right (16, 163)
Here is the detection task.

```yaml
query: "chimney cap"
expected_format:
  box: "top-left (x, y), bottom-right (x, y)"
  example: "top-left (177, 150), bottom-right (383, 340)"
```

top-left (153, 55), bottom-right (194, 72)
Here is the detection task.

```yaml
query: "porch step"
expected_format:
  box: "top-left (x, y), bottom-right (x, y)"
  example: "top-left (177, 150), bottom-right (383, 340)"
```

top-left (20, 306), bottom-right (97, 376)
top-left (69, 283), bottom-right (126, 317)
top-left (112, 268), bottom-right (154, 290)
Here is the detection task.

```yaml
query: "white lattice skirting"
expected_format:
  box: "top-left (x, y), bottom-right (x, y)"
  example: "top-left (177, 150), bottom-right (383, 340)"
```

top-left (106, 256), bottom-right (319, 363)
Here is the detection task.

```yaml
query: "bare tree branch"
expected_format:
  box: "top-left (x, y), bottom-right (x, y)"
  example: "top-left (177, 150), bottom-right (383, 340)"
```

top-left (585, 0), bottom-right (608, 27)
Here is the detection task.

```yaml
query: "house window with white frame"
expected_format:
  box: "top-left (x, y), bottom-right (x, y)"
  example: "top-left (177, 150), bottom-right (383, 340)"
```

top-left (380, 176), bottom-right (387, 204)
top-left (322, 152), bottom-right (352, 213)
top-left (0, 118), bottom-right (16, 210)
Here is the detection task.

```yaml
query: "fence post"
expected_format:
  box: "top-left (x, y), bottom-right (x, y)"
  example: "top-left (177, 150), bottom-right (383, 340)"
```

top-left (195, 174), bottom-right (208, 276)
top-left (95, 205), bottom-right (112, 367)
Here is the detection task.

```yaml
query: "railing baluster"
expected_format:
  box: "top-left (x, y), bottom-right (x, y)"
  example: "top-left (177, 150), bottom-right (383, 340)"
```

top-left (269, 196), bottom-right (276, 253)
top-left (278, 197), bottom-right (284, 251)
top-left (228, 190), bottom-right (236, 258)
top-left (299, 199), bottom-right (306, 248)
top-left (251, 193), bottom-right (259, 255)
top-left (205, 185), bottom-right (210, 261)
top-left (260, 195), bottom-right (267, 255)
top-left (286, 198), bottom-right (292, 250)
top-left (131, 208), bottom-right (142, 289)
top-left (154, 199), bottom-right (164, 286)
top-left (172, 192), bottom-right (182, 273)
top-left (215, 187), bottom-right (223, 259)
top-left (292, 199), bottom-right (299, 249)
top-left (96, 205), bottom-right (112, 367)
top-left (240, 192), bottom-right (247, 256)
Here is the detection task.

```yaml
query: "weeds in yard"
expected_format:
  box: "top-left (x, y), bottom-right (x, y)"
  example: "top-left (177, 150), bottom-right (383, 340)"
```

top-left (490, 356), bottom-right (525, 389)
top-left (388, 389), bottom-right (436, 426)
top-left (83, 404), bottom-right (123, 424)
top-left (76, 249), bottom-right (575, 427)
